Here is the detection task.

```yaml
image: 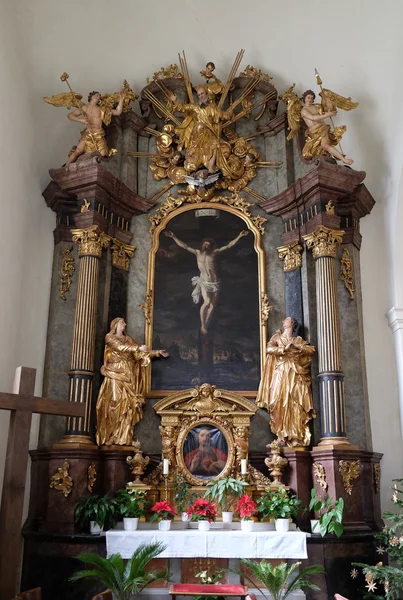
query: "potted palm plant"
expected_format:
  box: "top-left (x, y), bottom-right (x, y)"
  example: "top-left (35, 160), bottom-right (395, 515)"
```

top-left (150, 500), bottom-right (178, 530)
top-left (74, 494), bottom-right (118, 534)
top-left (187, 498), bottom-right (217, 531)
top-left (173, 475), bottom-right (198, 521)
top-left (69, 541), bottom-right (169, 600)
top-left (204, 477), bottom-right (248, 523)
top-left (235, 494), bottom-right (257, 532)
top-left (309, 488), bottom-right (344, 536)
top-left (228, 559), bottom-right (324, 600)
top-left (115, 487), bottom-right (147, 531)
top-left (257, 487), bottom-right (302, 532)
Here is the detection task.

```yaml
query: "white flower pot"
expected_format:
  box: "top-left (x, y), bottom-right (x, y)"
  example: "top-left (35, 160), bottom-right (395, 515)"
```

top-left (123, 517), bottom-right (139, 531)
top-left (275, 518), bottom-right (290, 532)
top-left (198, 520), bottom-right (211, 532)
top-left (310, 519), bottom-right (320, 533)
top-left (158, 519), bottom-right (171, 531)
top-left (241, 519), bottom-right (254, 532)
top-left (181, 512), bottom-right (190, 522)
top-left (90, 521), bottom-right (103, 535)
top-left (222, 511), bottom-right (233, 523)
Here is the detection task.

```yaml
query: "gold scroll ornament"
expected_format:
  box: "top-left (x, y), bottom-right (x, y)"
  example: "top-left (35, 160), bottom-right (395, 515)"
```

top-left (340, 247), bottom-right (355, 300)
top-left (339, 459), bottom-right (360, 495)
top-left (60, 248), bottom-right (75, 300)
top-left (313, 462), bottom-right (328, 491)
top-left (111, 239), bottom-right (136, 271)
top-left (50, 459), bottom-right (73, 497)
top-left (277, 241), bottom-right (303, 272)
top-left (87, 462), bottom-right (96, 493)
top-left (373, 463), bottom-right (381, 494)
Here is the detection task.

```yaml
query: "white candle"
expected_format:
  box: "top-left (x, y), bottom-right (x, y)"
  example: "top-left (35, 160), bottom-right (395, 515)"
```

top-left (163, 459), bottom-right (169, 475)
top-left (241, 459), bottom-right (248, 475)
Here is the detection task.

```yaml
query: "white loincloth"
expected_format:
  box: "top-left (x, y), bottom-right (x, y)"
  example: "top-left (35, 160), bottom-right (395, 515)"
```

top-left (191, 276), bottom-right (220, 304)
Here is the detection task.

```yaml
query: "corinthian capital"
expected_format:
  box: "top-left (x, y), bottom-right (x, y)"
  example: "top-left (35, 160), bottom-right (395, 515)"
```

top-left (71, 226), bottom-right (110, 258)
top-left (111, 239), bottom-right (136, 271)
top-left (277, 241), bottom-right (303, 272)
top-left (303, 226), bottom-right (344, 259)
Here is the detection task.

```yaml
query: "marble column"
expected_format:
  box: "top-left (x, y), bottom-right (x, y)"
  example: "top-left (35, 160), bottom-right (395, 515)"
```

top-left (61, 225), bottom-right (110, 444)
top-left (277, 241), bottom-right (304, 336)
top-left (304, 226), bottom-right (352, 446)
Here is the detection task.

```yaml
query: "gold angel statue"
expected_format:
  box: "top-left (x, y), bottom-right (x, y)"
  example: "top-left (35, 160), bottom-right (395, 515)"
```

top-left (281, 81), bottom-right (358, 165)
top-left (44, 73), bottom-right (137, 167)
top-left (96, 317), bottom-right (168, 447)
top-left (256, 317), bottom-right (316, 447)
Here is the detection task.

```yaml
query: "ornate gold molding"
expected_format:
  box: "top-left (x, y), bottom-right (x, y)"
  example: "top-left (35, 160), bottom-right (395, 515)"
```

top-left (313, 461), bottom-right (328, 490)
top-left (140, 290), bottom-right (153, 324)
top-left (261, 293), bottom-right (273, 324)
top-left (373, 463), bottom-right (381, 494)
top-left (87, 461), bottom-right (96, 493)
top-left (277, 241), bottom-right (303, 272)
top-left (71, 225), bottom-right (111, 258)
top-left (340, 248), bottom-right (355, 300)
top-left (50, 459), bottom-right (73, 497)
top-left (149, 192), bottom-right (267, 235)
top-left (146, 64), bottom-right (183, 84)
top-left (111, 238), bottom-right (136, 271)
top-left (60, 248), bottom-right (75, 300)
top-left (303, 226), bottom-right (344, 259)
top-left (339, 459), bottom-right (360, 495)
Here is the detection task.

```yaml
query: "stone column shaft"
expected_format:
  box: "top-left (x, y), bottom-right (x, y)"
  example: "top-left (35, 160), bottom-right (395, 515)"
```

top-left (63, 226), bottom-right (110, 444)
top-left (304, 226), bottom-right (350, 445)
top-left (277, 241), bottom-right (304, 336)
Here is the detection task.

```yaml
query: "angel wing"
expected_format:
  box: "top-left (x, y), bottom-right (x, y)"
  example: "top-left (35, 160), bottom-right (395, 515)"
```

top-left (43, 91), bottom-right (82, 110)
top-left (101, 80), bottom-right (138, 125)
top-left (320, 88), bottom-right (359, 112)
top-left (280, 84), bottom-right (302, 141)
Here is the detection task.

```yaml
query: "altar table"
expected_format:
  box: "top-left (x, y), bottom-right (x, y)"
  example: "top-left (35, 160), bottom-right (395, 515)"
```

top-left (106, 529), bottom-right (308, 559)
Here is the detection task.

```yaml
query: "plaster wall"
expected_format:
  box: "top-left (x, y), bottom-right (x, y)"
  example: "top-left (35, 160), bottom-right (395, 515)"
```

top-left (2, 0), bottom-right (403, 509)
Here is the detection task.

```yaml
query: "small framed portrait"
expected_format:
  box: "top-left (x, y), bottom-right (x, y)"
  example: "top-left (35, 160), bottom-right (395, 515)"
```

top-left (179, 423), bottom-right (232, 484)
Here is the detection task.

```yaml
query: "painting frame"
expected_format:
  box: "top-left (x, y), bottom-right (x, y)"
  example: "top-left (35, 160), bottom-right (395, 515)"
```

top-left (176, 418), bottom-right (235, 486)
top-left (143, 200), bottom-right (267, 396)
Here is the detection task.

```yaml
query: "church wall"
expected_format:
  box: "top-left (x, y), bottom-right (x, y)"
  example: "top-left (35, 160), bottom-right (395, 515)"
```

top-left (1, 0), bottom-right (403, 511)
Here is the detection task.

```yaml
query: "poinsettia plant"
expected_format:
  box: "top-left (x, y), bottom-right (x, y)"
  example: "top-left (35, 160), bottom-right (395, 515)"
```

top-left (187, 498), bottom-right (217, 523)
top-left (235, 494), bottom-right (257, 521)
top-left (150, 500), bottom-right (178, 522)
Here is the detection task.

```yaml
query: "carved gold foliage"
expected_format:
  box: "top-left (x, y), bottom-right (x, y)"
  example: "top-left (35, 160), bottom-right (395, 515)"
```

top-left (325, 200), bottom-right (335, 215)
top-left (313, 462), bottom-right (328, 490)
top-left (50, 459), bottom-right (73, 497)
top-left (239, 65), bottom-right (272, 82)
top-left (140, 290), bottom-right (153, 324)
top-left (261, 293), bottom-right (273, 324)
top-left (149, 192), bottom-right (266, 233)
top-left (277, 241), bottom-right (303, 272)
top-left (87, 462), bottom-right (96, 493)
top-left (340, 248), bottom-right (355, 300)
top-left (71, 225), bottom-right (110, 258)
top-left (304, 226), bottom-right (344, 259)
top-left (339, 459), bottom-right (360, 495)
top-left (146, 64), bottom-right (183, 84)
top-left (373, 463), bottom-right (381, 494)
top-left (60, 247), bottom-right (75, 300)
top-left (111, 238), bottom-right (136, 271)
top-left (81, 198), bottom-right (90, 212)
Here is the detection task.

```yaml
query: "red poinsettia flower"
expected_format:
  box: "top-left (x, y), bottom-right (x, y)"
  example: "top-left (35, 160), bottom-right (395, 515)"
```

top-left (188, 498), bottom-right (217, 522)
top-left (235, 494), bottom-right (257, 520)
top-left (150, 500), bottom-right (177, 522)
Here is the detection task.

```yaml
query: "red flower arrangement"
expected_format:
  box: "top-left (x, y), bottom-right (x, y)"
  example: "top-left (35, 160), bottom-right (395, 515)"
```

top-left (150, 500), bottom-right (178, 522)
top-left (235, 494), bottom-right (257, 521)
top-left (187, 498), bottom-right (217, 523)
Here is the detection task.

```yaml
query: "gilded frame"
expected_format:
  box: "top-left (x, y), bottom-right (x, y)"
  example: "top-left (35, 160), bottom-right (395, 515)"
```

top-left (144, 201), bottom-right (267, 396)
top-left (175, 417), bottom-right (235, 486)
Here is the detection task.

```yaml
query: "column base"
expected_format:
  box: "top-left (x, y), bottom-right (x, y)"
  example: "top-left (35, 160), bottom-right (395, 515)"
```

top-left (55, 434), bottom-right (97, 449)
top-left (316, 436), bottom-right (358, 450)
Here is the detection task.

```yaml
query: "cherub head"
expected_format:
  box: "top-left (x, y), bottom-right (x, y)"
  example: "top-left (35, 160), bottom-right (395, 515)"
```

top-left (195, 85), bottom-right (209, 105)
top-left (205, 62), bottom-right (216, 76)
top-left (88, 91), bottom-right (101, 105)
top-left (244, 152), bottom-right (256, 167)
top-left (302, 90), bottom-right (316, 105)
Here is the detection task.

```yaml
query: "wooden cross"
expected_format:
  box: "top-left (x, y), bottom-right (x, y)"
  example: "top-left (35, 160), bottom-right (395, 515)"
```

top-left (0, 366), bottom-right (86, 600)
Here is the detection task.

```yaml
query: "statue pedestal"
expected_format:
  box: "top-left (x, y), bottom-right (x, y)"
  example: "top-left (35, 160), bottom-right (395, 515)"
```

top-left (283, 448), bottom-right (312, 530)
top-left (100, 445), bottom-right (142, 494)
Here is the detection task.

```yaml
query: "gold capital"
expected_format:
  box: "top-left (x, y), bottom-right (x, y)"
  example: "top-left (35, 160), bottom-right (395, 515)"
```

top-left (303, 226), bottom-right (344, 259)
top-left (277, 241), bottom-right (303, 272)
top-left (71, 225), bottom-right (110, 258)
top-left (111, 238), bottom-right (136, 271)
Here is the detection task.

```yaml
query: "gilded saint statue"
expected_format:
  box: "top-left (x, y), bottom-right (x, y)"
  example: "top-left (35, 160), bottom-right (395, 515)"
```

top-left (96, 318), bottom-right (168, 446)
top-left (256, 317), bottom-right (316, 447)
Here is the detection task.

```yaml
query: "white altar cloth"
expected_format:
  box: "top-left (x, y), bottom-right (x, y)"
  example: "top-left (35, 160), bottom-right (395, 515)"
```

top-left (106, 529), bottom-right (308, 559)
